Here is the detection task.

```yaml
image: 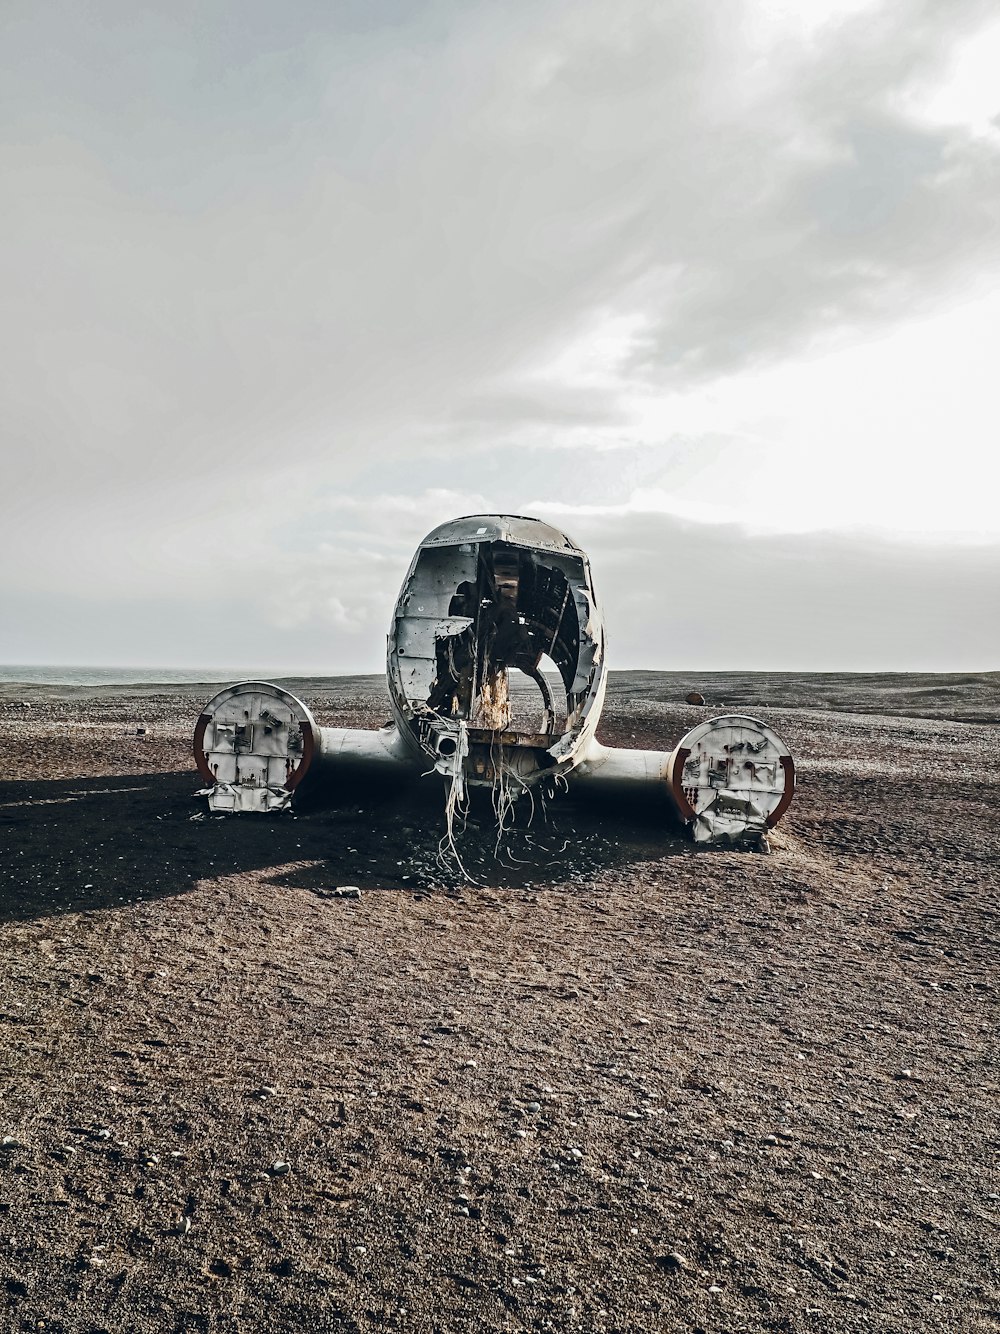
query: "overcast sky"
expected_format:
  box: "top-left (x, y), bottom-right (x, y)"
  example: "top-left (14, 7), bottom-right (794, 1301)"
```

top-left (2, 0), bottom-right (998, 673)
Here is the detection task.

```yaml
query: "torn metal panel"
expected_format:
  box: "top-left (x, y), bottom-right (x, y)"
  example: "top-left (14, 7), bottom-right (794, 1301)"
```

top-left (385, 514), bottom-right (607, 793)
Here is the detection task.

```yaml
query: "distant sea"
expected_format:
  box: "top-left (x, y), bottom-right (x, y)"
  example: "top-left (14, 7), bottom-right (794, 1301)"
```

top-left (0, 665), bottom-right (253, 687)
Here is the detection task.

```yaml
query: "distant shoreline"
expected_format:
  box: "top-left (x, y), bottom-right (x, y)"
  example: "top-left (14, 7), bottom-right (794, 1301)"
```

top-left (0, 668), bottom-right (996, 726)
top-left (0, 665), bottom-right (997, 688)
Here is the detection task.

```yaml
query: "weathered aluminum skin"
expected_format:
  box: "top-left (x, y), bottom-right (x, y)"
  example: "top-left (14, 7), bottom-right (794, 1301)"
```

top-left (192, 515), bottom-right (795, 846)
top-left (667, 715), bottom-right (795, 844)
top-left (195, 682), bottom-right (421, 812)
top-left (386, 513), bottom-right (607, 791)
top-left (194, 682), bottom-right (317, 813)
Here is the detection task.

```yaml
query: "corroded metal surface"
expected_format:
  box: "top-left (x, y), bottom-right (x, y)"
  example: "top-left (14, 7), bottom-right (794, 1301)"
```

top-left (194, 682), bottom-right (316, 812)
top-left (668, 714), bottom-right (795, 844)
top-left (386, 513), bottom-right (607, 793)
top-left (192, 516), bottom-right (795, 847)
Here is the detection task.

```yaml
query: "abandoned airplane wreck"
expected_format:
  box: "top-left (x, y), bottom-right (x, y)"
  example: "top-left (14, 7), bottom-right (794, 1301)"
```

top-left (194, 514), bottom-right (794, 849)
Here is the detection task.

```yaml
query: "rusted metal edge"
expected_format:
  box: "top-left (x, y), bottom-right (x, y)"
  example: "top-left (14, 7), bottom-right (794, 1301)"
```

top-left (192, 708), bottom-right (316, 792)
top-left (668, 746), bottom-right (696, 822)
top-left (766, 755), bottom-right (796, 828)
top-left (193, 713), bottom-right (214, 785)
top-left (287, 719), bottom-right (316, 791)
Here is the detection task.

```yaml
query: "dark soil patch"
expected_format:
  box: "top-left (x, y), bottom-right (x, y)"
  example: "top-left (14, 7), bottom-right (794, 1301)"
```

top-left (0, 673), bottom-right (997, 1333)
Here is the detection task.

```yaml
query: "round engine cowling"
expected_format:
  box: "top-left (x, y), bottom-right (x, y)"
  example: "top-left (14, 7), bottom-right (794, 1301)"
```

top-left (193, 682), bottom-right (318, 812)
top-left (667, 714), bottom-right (794, 845)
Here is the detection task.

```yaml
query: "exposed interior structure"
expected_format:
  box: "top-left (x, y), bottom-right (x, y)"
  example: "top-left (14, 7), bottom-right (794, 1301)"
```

top-left (387, 516), bottom-right (606, 790)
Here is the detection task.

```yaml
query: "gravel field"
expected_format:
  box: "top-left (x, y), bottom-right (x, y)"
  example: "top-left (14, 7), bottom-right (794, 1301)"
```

top-left (0, 670), bottom-right (997, 1333)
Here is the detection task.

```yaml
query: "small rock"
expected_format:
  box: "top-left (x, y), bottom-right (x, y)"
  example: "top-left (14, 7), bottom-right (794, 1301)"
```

top-left (462, 1059), bottom-right (478, 1069)
top-left (685, 692), bottom-right (705, 706)
top-left (269, 1160), bottom-right (291, 1176)
top-left (899, 1068), bottom-right (913, 1080)
top-left (524, 1102), bottom-right (541, 1114)
top-left (657, 1252), bottom-right (688, 1272)
top-left (336, 886), bottom-right (362, 899)
top-left (511, 1128), bottom-right (527, 1140)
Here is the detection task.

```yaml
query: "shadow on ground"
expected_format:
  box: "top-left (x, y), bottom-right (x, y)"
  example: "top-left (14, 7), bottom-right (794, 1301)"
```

top-left (0, 771), bottom-right (691, 922)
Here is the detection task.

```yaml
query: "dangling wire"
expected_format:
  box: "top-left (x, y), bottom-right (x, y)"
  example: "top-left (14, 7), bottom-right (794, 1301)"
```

top-left (438, 759), bottom-right (475, 882)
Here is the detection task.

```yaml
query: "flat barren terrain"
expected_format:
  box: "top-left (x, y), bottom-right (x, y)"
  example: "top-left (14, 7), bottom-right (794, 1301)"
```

top-left (0, 671), bottom-right (997, 1333)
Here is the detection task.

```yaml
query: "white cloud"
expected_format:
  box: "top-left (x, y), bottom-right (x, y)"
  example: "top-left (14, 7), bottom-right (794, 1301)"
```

top-left (1, 0), bottom-right (998, 669)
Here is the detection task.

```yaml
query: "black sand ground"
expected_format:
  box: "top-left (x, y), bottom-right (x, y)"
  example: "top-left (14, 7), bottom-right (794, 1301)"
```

top-left (0, 671), bottom-right (997, 1333)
